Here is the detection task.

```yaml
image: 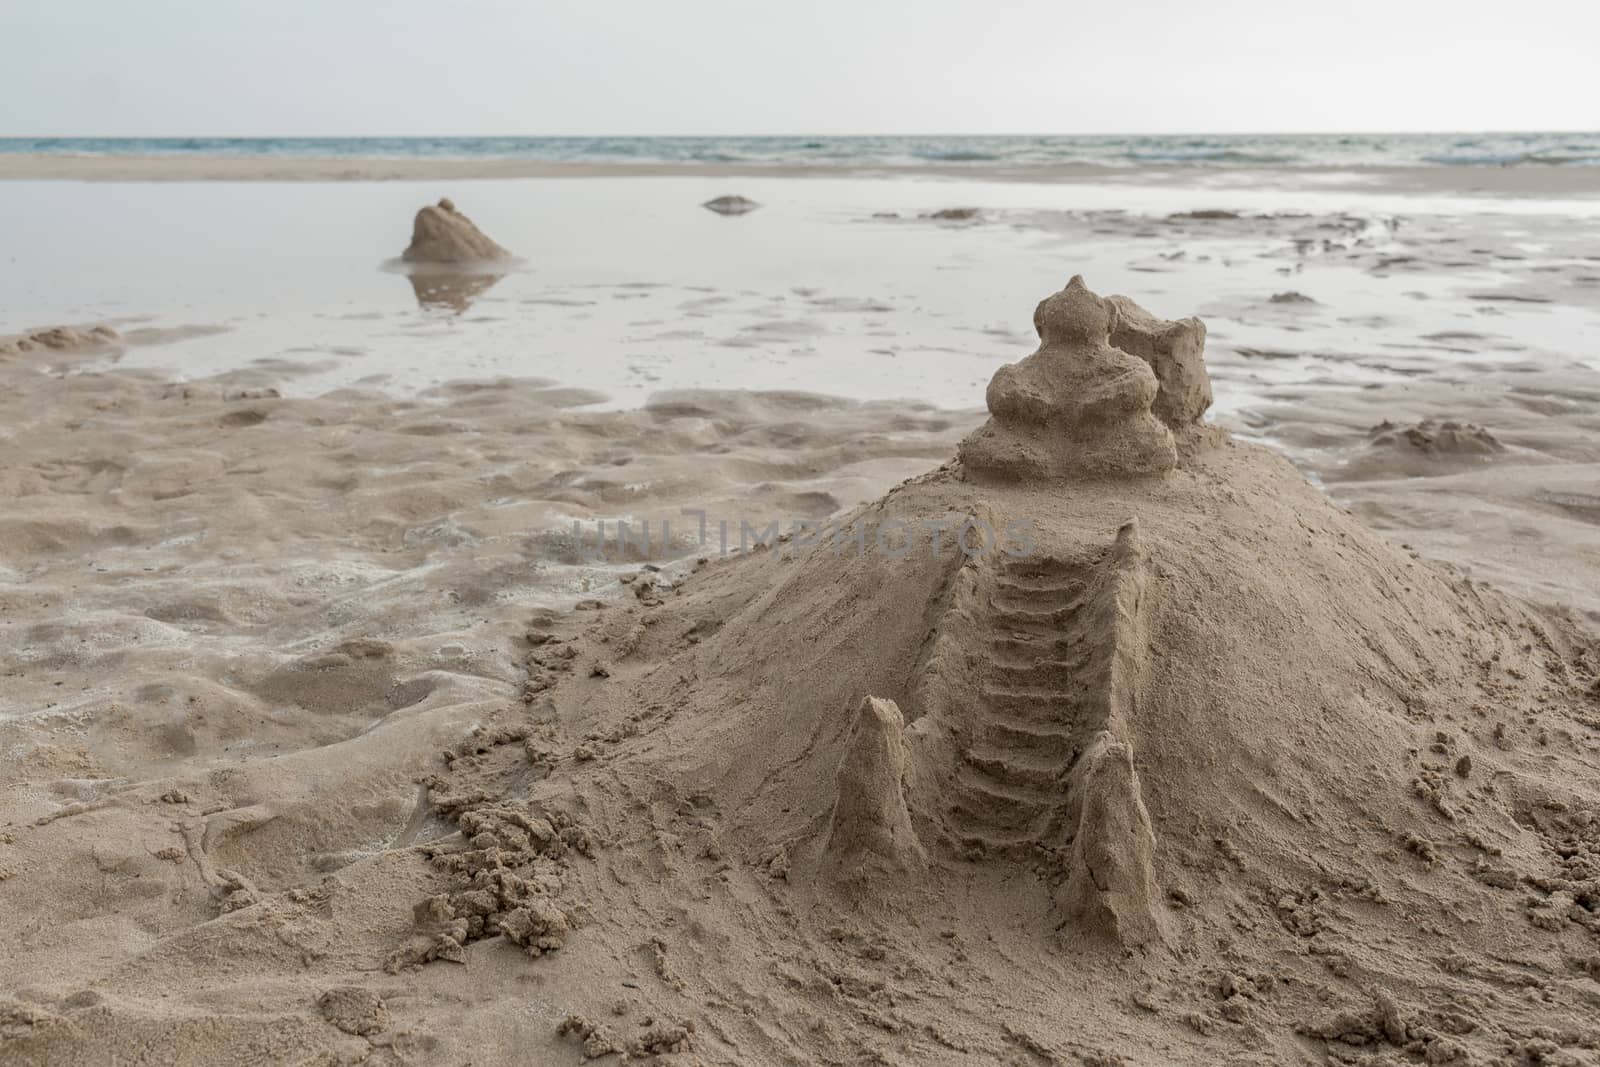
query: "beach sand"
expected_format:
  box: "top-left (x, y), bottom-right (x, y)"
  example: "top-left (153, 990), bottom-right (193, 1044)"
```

top-left (2, 164), bottom-right (1599, 1065)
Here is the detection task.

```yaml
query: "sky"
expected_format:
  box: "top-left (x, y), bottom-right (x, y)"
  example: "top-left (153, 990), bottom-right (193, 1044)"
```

top-left (2, 0), bottom-right (1597, 137)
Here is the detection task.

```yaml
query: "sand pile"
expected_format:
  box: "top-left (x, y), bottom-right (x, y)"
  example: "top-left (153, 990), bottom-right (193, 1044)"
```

top-left (702, 195), bottom-right (759, 216)
top-left (1369, 417), bottom-right (1506, 459)
top-left (357, 279), bottom-right (1597, 1062)
top-left (0, 324), bottom-right (119, 358)
top-left (5, 282), bottom-right (1600, 1065)
top-left (401, 197), bottom-right (510, 263)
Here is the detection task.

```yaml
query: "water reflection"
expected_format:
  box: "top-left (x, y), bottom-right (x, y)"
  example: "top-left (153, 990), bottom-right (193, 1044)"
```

top-left (405, 269), bottom-right (504, 312)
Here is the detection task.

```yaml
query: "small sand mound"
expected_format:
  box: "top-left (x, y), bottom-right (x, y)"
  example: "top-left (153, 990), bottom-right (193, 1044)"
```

top-left (401, 198), bottom-right (509, 263)
top-left (317, 987), bottom-right (389, 1036)
top-left (702, 195), bottom-right (759, 216)
top-left (0, 324), bottom-right (119, 358)
top-left (1370, 417), bottom-right (1505, 458)
top-left (1168, 208), bottom-right (1241, 220)
top-left (1328, 417), bottom-right (1511, 481)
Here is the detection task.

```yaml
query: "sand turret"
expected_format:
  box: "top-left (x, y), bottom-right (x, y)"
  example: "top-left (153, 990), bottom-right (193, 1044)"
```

top-left (959, 276), bottom-right (1213, 481)
top-left (1106, 293), bottom-right (1211, 428)
top-left (820, 697), bottom-right (926, 891)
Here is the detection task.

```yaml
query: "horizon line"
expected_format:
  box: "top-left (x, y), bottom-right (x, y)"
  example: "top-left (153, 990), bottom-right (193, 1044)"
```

top-left (2, 128), bottom-right (1597, 141)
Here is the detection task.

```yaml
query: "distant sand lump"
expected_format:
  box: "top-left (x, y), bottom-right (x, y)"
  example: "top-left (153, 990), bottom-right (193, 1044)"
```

top-left (702, 195), bottom-right (760, 216)
top-left (402, 197), bottom-right (510, 263)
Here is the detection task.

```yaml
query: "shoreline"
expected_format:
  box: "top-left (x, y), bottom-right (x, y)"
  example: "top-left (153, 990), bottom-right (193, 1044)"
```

top-left (2, 153), bottom-right (1599, 197)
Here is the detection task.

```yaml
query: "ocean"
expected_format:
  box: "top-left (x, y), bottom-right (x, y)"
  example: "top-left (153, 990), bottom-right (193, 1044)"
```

top-left (3, 131), bottom-right (1599, 168)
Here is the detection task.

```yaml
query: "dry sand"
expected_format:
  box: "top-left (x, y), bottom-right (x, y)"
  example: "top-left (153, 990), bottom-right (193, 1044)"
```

top-left (3, 277), bottom-right (1599, 1065)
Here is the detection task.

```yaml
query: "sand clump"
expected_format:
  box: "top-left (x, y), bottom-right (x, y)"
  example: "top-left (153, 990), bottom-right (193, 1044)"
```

top-left (402, 197), bottom-right (510, 263)
top-left (1106, 292), bottom-right (1212, 427)
top-left (1370, 417), bottom-right (1506, 459)
top-left (1322, 416), bottom-right (1512, 483)
top-left (384, 774), bottom-right (591, 971)
top-left (317, 986), bottom-right (389, 1036)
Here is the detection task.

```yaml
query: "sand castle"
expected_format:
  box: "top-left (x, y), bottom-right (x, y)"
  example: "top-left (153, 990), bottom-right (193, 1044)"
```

top-left (452, 275), bottom-right (1593, 988)
top-left (401, 197), bottom-right (510, 263)
top-left (165, 276), bottom-right (1578, 1065)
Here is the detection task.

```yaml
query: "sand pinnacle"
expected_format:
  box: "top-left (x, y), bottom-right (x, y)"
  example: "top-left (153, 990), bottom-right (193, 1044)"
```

top-left (821, 696), bottom-right (926, 889)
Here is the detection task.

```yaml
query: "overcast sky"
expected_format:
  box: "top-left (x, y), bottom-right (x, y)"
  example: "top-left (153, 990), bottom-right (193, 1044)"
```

top-left (3, 0), bottom-right (1596, 137)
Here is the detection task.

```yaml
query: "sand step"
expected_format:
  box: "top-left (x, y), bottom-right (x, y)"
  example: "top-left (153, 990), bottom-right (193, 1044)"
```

top-left (955, 823), bottom-right (1053, 856)
top-left (950, 765), bottom-right (1055, 822)
top-left (998, 556), bottom-right (1083, 580)
top-left (963, 745), bottom-right (1070, 789)
top-left (989, 634), bottom-right (1078, 661)
top-left (989, 578), bottom-right (1086, 603)
top-left (979, 685), bottom-right (1075, 718)
top-left (982, 717), bottom-right (1080, 756)
top-left (989, 658), bottom-right (1087, 687)
top-left (989, 604), bottom-right (1079, 628)
top-left (989, 592), bottom-right (1084, 617)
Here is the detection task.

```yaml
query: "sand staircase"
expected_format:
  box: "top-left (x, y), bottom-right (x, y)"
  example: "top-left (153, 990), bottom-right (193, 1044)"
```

top-left (947, 552), bottom-right (1095, 856)
top-left (941, 522), bottom-right (1151, 864)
